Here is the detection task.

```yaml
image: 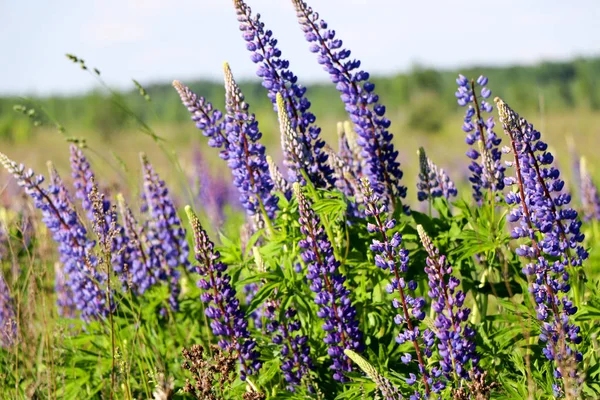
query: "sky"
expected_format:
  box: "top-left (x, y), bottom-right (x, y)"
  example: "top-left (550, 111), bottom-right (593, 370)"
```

top-left (1, 0), bottom-right (599, 96)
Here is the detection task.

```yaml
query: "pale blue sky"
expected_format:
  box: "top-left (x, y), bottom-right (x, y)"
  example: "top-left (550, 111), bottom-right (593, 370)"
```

top-left (1, 0), bottom-right (598, 95)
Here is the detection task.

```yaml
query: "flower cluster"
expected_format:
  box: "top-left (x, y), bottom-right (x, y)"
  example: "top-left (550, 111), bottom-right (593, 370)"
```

top-left (234, 0), bottom-right (332, 188)
top-left (337, 121), bottom-right (364, 180)
top-left (292, 0), bottom-right (407, 211)
top-left (141, 154), bottom-right (189, 311)
top-left (456, 75), bottom-right (505, 203)
top-left (293, 182), bottom-right (363, 381)
top-left (0, 271), bottom-right (17, 348)
top-left (223, 63), bottom-right (279, 225)
top-left (497, 97), bottom-right (585, 395)
top-left (417, 225), bottom-right (479, 381)
top-left (361, 179), bottom-right (443, 396)
top-left (266, 155), bottom-right (291, 200)
top-left (185, 206), bottom-right (261, 381)
top-left (263, 304), bottom-right (313, 391)
top-left (579, 157), bottom-right (600, 222)
top-left (417, 148), bottom-right (458, 203)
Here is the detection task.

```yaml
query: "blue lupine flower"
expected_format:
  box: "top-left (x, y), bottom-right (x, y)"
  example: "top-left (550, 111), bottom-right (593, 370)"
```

top-left (234, 0), bottom-right (333, 188)
top-left (361, 179), bottom-right (444, 397)
top-left (54, 262), bottom-right (76, 318)
top-left (438, 167), bottom-right (458, 200)
top-left (185, 206), bottom-right (261, 381)
top-left (579, 157), bottom-right (600, 222)
top-left (223, 63), bottom-right (279, 224)
top-left (0, 270), bottom-right (17, 347)
top-left (140, 154), bottom-right (189, 312)
top-left (264, 303), bottom-right (314, 391)
top-left (293, 182), bottom-right (363, 382)
top-left (418, 225), bottom-right (479, 381)
top-left (417, 147), bottom-right (442, 202)
top-left (337, 121), bottom-right (364, 180)
top-left (292, 0), bottom-right (407, 212)
top-left (1, 153), bottom-right (109, 321)
top-left (456, 75), bottom-right (505, 203)
top-left (497, 97), bottom-right (586, 395)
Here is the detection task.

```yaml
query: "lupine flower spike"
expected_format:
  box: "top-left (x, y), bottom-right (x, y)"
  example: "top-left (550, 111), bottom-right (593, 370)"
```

top-left (266, 155), bottom-right (291, 200)
top-left (233, 0), bottom-right (333, 188)
top-left (496, 97), bottom-right (586, 397)
top-left (185, 206), bottom-right (261, 381)
top-left (292, 0), bottom-right (408, 212)
top-left (579, 157), bottom-right (600, 222)
top-left (293, 182), bottom-right (363, 381)
top-left (417, 225), bottom-right (479, 383)
top-left (360, 178), bottom-right (443, 396)
top-left (0, 270), bottom-right (17, 348)
top-left (455, 75), bottom-right (505, 203)
top-left (417, 147), bottom-right (457, 205)
top-left (344, 350), bottom-right (403, 400)
top-left (276, 92), bottom-right (312, 183)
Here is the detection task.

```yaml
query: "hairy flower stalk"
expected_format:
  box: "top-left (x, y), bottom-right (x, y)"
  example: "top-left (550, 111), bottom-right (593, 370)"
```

top-left (417, 226), bottom-right (479, 383)
top-left (293, 182), bottom-right (363, 381)
top-left (292, 0), bottom-right (407, 211)
top-left (496, 97), bottom-right (586, 397)
top-left (1, 153), bottom-right (109, 320)
top-left (233, 0), bottom-right (333, 188)
top-left (337, 121), bottom-right (364, 180)
top-left (266, 155), bottom-right (291, 200)
top-left (140, 154), bottom-right (189, 311)
top-left (263, 304), bottom-right (313, 391)
top-left (185, 206), bottom-right (261, 381)
top-left (579, 157), bottom-right (600, 222)
top-left (360, 179), bottom-right (442, 396)
top-left (223, 63), bottom-right (279, 229)
top-left (456, 75), bottom-right (505, 203)
top-left (344, 350), bottom-right (403, 400)
top-left (0, 271), bottom-right (17, 348)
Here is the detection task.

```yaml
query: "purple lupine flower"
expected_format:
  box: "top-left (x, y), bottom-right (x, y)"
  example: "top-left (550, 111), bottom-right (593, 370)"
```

top-left (323, 144), bottom-right (359, 199)
top-left (185, 206), bottom-right (261, 381)
top-left (0, 270), bottom-right (17, 347)
top-left (223, 63), bottom-right (279, 225)
top-left (337, 121), bottom-right (365, 181)
top-left (264, 303), bottom-right (314, 391)
top-left (173, 80), bottom-right (228, 151)
top-left (417, 147), bottom-right (442, 202)
top-left (579, 157), bottom-right (600, 222)
top-left (497, 97), bottom-right (586, 396)
top-left (292, 0), bottom-right (407, 212)
top-left (140, 154), bottom-right (189, 312)
top-left (233, 0), bottom-right (333, 188)
top-left (266, 155), bottom-right (292, 200)
top-left (360, 179), bottom-right (443, 396)
top-left (1, 153), bottom-right (109, 321)
top-left (438, 167), bottom-right (458, 200)
top-left (417, 225), bottom-right (479, 381)
top-left (54, 262), bottom-right (76, 318)
top-left (456, 75), bottom-right (505, 203)
top-left (293, 182), bottom-right (363, 382)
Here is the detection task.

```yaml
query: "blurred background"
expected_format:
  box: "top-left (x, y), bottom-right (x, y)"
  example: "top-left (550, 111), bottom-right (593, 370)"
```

top-left (1, 0), bottom-right (600, 205)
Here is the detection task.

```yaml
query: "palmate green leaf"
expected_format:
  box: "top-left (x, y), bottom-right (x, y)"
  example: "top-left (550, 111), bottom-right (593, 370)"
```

top-left (247, 281), bottom-right (280, 315)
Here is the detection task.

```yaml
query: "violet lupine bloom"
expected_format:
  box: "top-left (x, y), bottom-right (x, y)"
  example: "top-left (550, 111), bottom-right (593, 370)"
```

top-left (54, 262), bottom-right (76, 318)
top-left (337, 121), bottom-right (364, 180)
top-left (233, 0), bottom-right (333, 188)
top-left (293, 182), bottom-right (363, 382)
top-left (0, 270), bottom-right (17, 348)
top-left (496, 97), bottom-right (586, 396)
top-left (264, 303), bottom-right (314, 391)
top-left (185, 206), bottom-right (261, 381)
top-left (140, 155), bottom-right (189, 312)
top-left (579, 157), bottom-right (600, 222)
top-left (173, 80), bottom-right (227, 152)
top-left (223, 63), bottom-right (279, 224)
top-left (292, 0), bottom-right (407, 212)
top-left (266, 155), bottom-right (292, 200)
top-left (1, 154), bottom-right (109, 321)
top-left (360, 179), bottom-right (443, 396)
top-left (438, 167), bottom-right (458, 200)
top-left (456, 75), bottom-right (505, 203)
top-left (323, 144), bottom-right (359, 200)
top-left (417, 225), bottom-right (479, 382)
top-left (417, 147), bottom-right (442, 202)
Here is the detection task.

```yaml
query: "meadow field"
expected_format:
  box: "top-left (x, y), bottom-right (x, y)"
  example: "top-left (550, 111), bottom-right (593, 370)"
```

top-left (1, 0), bottom-right (600, 399)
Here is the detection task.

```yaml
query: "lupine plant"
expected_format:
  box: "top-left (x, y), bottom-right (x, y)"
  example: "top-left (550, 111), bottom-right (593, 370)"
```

top-left (1, 0), bottom-right (599, 399)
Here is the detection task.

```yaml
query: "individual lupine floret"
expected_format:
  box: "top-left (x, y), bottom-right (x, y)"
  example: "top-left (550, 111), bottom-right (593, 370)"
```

top-left (455, 75), bottom-right (505, 203)
top-left (233, 0), bottom-right (333, 188)
top-left (496, 97), bottom-right (585, 396)
top-left (344, 350), bottom-right (403, 400)
top-left (1, 153), bottom-right (109, 321)
top-left (579, 157), bottom-right (600, 222)
top-left (0, 270), bottom-right (17, 347)
top-left (417, 147), bottom-right (442, 202)
top-left (417, 225), bottom-right (479, 382)
top-left (360, 179), bottom-right (444, 396)
top-left (263, 303), bottom-right (313, 391)
top-left (266, 155), bottom-right (291, 200)
top-left (293, 182), bottom-right (363, 382)
top-left (292, 0), bottom-right (407, 212)
top-left (173, 80), bottom-right (228, 151)
top-left (223, 63), bottom-right (279, 225)
top-left (140, 154), bottom-right (189, 311)
top-left (185, 206), bottom-right (261, 381)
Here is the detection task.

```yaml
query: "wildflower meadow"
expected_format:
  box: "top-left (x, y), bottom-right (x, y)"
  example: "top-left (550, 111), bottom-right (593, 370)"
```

top-left (1, 0), bottom-right (600, 399)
